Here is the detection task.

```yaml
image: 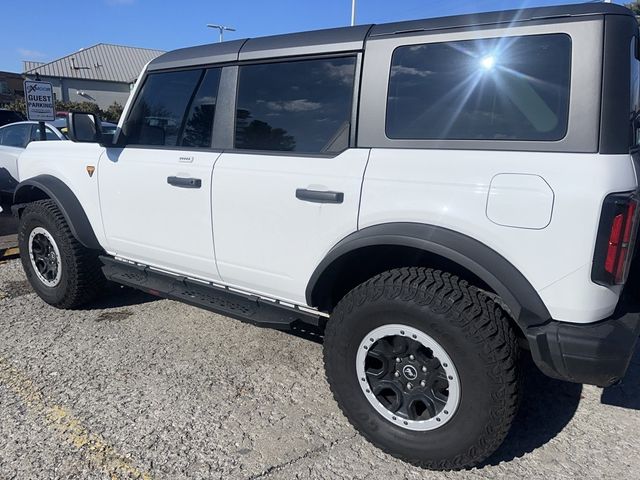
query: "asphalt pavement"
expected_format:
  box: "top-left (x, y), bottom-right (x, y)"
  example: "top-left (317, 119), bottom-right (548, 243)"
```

top-left (0, 258), bottom-right (639, 479)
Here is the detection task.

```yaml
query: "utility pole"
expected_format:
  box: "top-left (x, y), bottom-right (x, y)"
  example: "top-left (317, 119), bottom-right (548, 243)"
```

top-left (351, 0), bottom-right (356, 26)
top-left (207, 24), bottom-right (236, 43)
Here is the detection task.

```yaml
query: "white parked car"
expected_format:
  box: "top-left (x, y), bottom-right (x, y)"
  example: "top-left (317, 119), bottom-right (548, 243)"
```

top-left (9, 2), bottom-right (640, 471)
top-left (0, 121), bottom-right (66, 204)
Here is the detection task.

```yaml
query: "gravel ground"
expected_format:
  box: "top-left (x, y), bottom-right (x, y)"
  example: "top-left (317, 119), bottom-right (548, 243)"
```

top-left (0, 258), bottom-right (639, 480)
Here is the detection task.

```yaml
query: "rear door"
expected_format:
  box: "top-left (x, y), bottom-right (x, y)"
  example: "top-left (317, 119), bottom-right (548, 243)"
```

top-left (212, 55), bottom-right (370, 304)
top-left (99, 68), bottom-right (224, 281)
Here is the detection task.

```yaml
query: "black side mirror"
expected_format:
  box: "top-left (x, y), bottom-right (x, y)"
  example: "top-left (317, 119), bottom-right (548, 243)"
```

top-left (66, 112), bottom-right (102, 143)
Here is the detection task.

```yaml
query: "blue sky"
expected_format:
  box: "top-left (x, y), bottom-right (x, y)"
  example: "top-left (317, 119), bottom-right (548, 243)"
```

top-left (0, 0), bottom-right (626, 73)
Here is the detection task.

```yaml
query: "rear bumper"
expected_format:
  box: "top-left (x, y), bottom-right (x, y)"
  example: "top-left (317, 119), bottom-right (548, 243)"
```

top-left (526, 310), bottom-right (640, 387)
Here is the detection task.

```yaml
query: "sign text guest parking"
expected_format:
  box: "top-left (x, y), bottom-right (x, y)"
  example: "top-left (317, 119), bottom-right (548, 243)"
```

top-left (24, 80), bottom-right (55, 122)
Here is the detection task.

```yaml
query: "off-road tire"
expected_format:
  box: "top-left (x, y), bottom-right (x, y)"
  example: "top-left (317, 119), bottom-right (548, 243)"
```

top-left (323, 267), bottom-right (520, 470)
top-left (18, 199), bottom-right (105, 308)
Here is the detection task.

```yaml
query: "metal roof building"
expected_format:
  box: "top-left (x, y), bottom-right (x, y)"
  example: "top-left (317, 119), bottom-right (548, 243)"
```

top-left (22, 44), bottom-right (164, 110)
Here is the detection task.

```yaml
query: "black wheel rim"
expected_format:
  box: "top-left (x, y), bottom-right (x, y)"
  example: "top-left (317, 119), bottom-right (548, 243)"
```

top-left (357, 325), bottom-right (460, 431)
top-left (29, 229), bottom-right (61, 286)
top-left (365, 335), bottom-right (450, 422)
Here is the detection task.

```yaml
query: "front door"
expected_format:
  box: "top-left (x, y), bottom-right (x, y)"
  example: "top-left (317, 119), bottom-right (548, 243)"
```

top-left (99, 67), bottom-right (223, 281)
top-left (212, 55), bottom-right (369, 304)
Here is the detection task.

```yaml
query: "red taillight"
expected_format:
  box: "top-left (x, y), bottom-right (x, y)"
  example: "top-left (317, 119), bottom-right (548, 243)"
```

top-left (593, 193), bottom-right (639, 286)
top-left (605, 213), bottom-right (624, 275)
top-left (615, 201), bottom-right (638, 283)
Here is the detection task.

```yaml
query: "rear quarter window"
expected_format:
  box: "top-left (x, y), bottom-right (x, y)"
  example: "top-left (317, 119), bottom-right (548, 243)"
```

top-left (386, 33), bottom-right (572, 142)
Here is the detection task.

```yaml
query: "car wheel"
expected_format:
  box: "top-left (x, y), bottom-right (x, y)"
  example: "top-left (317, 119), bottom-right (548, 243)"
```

top-left (18, 199), bottom-right (106, 308)
top-left (323, 267), bottom-right (520, 470)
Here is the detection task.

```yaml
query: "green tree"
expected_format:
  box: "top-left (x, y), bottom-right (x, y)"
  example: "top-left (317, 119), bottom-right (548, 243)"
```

top-left (55, 101), bottom-right (101, 116)
top-left (102, 102), bottom-right (124, 123)
top-left (5, 98), bottom-right (26, 116)
top-left (5, 97), bottom-right (124, 124)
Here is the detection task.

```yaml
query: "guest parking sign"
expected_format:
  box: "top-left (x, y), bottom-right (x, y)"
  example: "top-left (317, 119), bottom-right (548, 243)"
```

top-left (24, 80), bottom-right (55, 122)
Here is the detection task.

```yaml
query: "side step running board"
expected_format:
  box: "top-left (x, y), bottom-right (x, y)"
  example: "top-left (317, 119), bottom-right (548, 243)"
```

top-left (100, 257), bottom-right (322, 330)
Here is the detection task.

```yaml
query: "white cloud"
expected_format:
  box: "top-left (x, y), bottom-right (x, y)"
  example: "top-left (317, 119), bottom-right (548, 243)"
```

top-left (324, 63), bottom-right (354, 85)
top-left (18, 48), bottom-right (47, 59)
top-left (391, 66), bottom-right (433, 77)
top-left (265, 99), bottom-right (322, 112)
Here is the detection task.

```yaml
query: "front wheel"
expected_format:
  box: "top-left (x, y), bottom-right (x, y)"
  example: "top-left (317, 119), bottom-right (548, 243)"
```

top-left (323, 267), bottom-right (520, 470)
top-left (18, 200), bottom-right (106, 308)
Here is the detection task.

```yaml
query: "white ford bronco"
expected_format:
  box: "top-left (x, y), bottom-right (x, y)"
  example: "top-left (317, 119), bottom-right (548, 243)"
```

top-left (11, 3), bottom-right (640, 470)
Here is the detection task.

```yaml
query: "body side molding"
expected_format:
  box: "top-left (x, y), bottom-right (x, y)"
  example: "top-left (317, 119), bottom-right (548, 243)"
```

top-left (12, 174), bottom-right (102, 250)
top-left (306, 222), bottom-right (552, 330)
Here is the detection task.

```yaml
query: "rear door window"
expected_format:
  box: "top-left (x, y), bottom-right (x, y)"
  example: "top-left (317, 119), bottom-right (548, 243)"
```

top-left (234, 56), bottom-right (356, 153)
top-left (386, 34), bottom-right (572, 141)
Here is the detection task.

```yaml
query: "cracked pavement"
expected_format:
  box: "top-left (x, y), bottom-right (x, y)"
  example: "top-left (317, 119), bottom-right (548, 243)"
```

top-left (0, 258), bottom-right (639, 479)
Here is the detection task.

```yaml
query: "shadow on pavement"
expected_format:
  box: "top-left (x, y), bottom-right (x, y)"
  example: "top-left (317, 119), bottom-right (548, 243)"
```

top-left (82, 285), bottom-right (158, 310)
top-left (600, 344), bottom-right (640, 411)
top-left (483, 354), bottom-right (582, 466)
top-left (0, 211), bottom-right (18, 237)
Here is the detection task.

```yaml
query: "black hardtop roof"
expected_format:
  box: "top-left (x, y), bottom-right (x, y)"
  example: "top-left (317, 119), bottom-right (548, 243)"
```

top-left (148, 2), bottom-right (633, 71)
top-left (370, 2), bottom-right (631, 36)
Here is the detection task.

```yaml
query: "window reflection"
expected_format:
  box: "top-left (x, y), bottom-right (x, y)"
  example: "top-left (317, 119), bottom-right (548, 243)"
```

top-left (181, 69), bottom-right (221, 148)
top-left (386, 34), bottom-right (572, 141)
top-left (235, 57), bottom-right (356, 153)
top-left (125, 68), bottom-right (220, 148)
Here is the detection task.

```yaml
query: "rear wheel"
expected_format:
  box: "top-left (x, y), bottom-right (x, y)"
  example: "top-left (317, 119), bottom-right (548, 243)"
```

top-left (323, 267), bottom-right (520, 470)
top-left (18, 200), bottom-right (106, 308)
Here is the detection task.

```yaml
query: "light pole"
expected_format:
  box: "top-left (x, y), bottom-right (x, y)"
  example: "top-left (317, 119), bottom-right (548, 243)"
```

top-left (351, 0), bottom-right (356, 26)
top-left (207, 24), bottom-right (236, 43)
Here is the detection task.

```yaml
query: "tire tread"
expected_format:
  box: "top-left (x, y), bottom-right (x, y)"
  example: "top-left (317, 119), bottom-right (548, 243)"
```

top-left (19, 199), bottom-right (105, 308)
top-left (324, 266), bottom-right (519, 470)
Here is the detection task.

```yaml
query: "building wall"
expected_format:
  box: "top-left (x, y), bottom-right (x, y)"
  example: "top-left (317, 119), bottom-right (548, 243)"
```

top-left (0, 71), bottom-right (25, 106)
top-left (37, 77), bottom-right (132, 110)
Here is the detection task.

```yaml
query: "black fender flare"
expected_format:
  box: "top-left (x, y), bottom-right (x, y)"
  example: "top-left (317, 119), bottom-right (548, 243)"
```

top-left (306, 222), bottom-right (551, 330)
top-left (12, 175), bottom-right (102, 250)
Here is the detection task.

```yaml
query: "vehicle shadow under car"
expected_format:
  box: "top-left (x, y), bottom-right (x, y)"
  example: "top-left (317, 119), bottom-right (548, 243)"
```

top-left (485, 345), bottom-right (640, 466)
top-left (83, 284), bottom-right (159, 311)
top-left (482, 354), bottom-right (583, 466)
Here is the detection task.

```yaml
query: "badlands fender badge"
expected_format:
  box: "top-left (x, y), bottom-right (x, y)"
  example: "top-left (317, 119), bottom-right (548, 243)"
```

top-left (86, 166), bottom-right (96, 177)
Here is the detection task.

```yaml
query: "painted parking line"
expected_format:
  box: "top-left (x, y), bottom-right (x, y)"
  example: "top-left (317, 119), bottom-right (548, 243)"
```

top-left (0, 234), bottom-right (18, 248)
top-left (0, 356), bottom-right (152, 480)
top-left (0, 234), bottom-right (19, 262)
top-left (0, 247), bottom-right (19, 262)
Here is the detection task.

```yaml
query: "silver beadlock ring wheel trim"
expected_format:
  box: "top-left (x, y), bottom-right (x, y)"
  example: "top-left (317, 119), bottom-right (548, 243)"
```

top-left (28, 227), bottom-right (62, 288)
top-left (356, 324), bottom-right (461, 432)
